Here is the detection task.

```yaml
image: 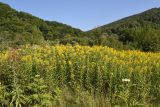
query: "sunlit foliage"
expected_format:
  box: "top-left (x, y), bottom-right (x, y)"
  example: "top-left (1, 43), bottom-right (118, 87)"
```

top-left (0, 45), bottom-right (160, 106)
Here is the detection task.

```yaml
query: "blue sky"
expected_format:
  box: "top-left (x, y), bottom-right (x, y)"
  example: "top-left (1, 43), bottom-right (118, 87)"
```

top-left (0, 0), bottom-right (160, 31)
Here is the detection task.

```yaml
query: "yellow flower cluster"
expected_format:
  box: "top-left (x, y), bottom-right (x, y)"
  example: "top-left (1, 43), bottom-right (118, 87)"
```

top-left (0, 45), bottom-right (159, 73)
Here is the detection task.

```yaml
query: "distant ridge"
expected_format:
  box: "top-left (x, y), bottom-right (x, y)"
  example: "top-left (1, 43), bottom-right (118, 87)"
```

top-left (0, 2), bottom-right (159, 52)
top-left (0, 2), bottom-right (83, 48)
top-left (88, 8), bottom-right (160, 51)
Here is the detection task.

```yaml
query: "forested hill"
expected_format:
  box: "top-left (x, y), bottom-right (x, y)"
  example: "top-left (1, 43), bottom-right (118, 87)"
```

top-left (88, 8), bottom-right (160, 51)
top-left (0, 2), bottom-right (160, 52)
top-left (0, 2), bottom-right (83, 48)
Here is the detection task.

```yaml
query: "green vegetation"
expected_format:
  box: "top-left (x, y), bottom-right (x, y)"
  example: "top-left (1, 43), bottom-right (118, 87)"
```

top-left (0, 2), bottom-right (160, 52)
top-left (88, 8), bottom-right (160, 52)
top-left (0, 45), bottom-right (160, 107)
top-left (0, 2), bottom-right (84, 49)
top-left (0, 2), bottom-right (160, 107)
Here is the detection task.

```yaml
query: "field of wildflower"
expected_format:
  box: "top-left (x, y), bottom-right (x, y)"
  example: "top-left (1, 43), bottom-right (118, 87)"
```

top-left (0, 45), bottom-right (160, 107)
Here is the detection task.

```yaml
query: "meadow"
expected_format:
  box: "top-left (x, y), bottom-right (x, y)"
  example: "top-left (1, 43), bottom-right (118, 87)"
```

top-left (0, 45), bottom-right (160, 107)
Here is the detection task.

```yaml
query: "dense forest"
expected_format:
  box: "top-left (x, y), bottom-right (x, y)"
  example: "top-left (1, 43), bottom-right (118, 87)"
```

top-left (0, 2), bottom-right (160, 52)
top-left (0, 2), bottom-right (84, 48)
top-left (88, 8), bottom-right (160, 51)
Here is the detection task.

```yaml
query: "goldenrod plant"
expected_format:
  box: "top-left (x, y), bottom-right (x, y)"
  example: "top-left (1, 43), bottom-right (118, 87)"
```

top-left (0, 45), bottom-right (160, 106)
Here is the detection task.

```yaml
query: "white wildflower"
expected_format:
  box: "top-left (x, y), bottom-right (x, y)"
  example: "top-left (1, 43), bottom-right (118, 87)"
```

top-left (122, 78), bottom-right (130, 82)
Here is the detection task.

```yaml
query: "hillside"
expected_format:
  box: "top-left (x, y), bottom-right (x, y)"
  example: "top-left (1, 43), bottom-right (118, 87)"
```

top-left (0, 2), bottom-right (160, 52)
top-left (0, 2), bottom-right (84, 48)
top-left (88, 8), bottom-right (160, 51)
